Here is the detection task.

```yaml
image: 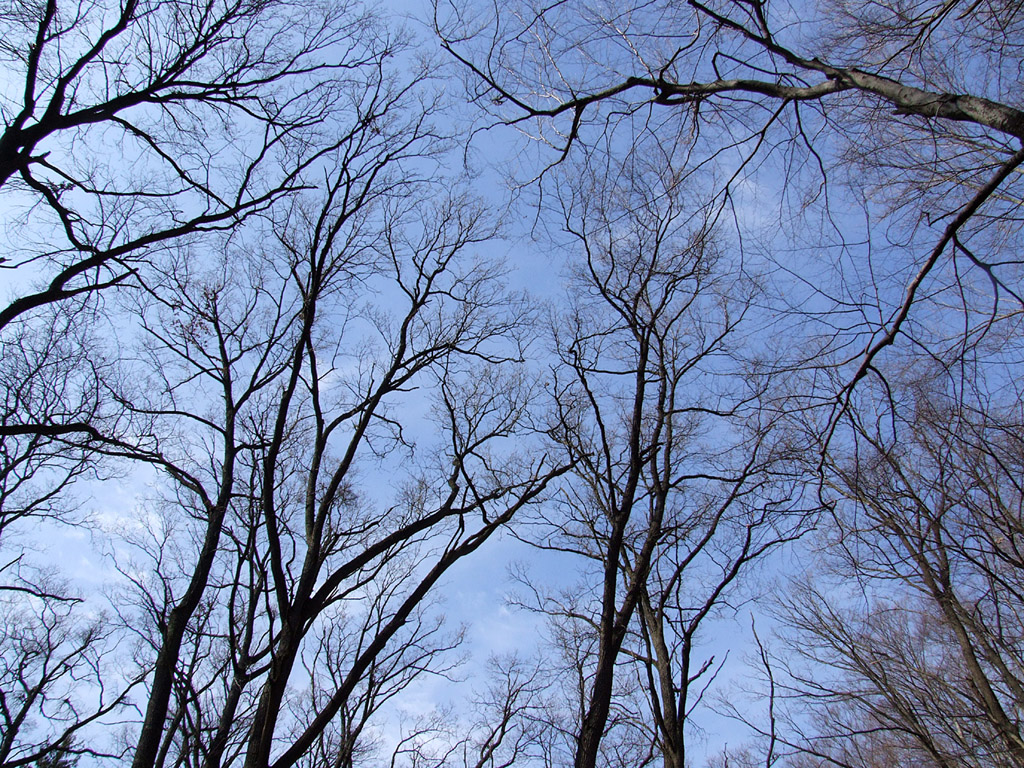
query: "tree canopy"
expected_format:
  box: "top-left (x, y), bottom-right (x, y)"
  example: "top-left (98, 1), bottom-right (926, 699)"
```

top-left (2, 0), bottom-right (1023, 766)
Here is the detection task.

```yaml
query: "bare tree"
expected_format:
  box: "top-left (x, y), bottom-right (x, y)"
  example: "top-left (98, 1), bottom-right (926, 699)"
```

top-left (0, 5), bottom-right (415, 757)
top-left (434, 8), bottom-right (1024, 761)
top-left (717, 354), bottom-right (1024, 768)
top-left (387, 655), bottom-right (557, 768)
top-left (103, 147), bottom-right (569, 767)
top-left (1, 4), bottom-right (570, 767)
top-left (436, 0), bottom-right (1024, 428)
top-left (10, 0), bottom-right (1024, 766)
top-left (0, 0), bottom-right (408, 552)
top-left (0, 0), bottom-right (377, 328)
top-left (503, 151), bottom-right (809, 768)
top-left (0, 585), bottom-right (135, 768)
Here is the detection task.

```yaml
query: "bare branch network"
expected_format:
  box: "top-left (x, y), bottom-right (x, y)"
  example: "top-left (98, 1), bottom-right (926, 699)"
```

top-left (2, 0), bottom-right (1024, 767)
